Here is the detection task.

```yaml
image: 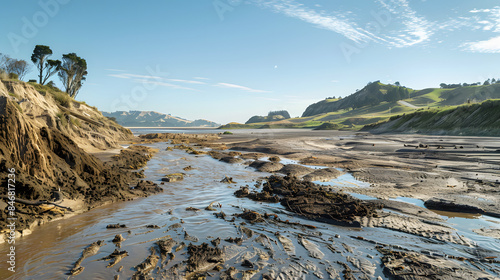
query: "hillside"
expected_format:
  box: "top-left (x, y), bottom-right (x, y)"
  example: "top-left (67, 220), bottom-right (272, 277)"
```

top-left (102, 110), bottom-right (219, 127)
top-left (0, 79), bottom-right (159, 232)
top-left (220, 81), bottom-right (500, 131)
top-left (302, 82), bottom-right (412, 117)
top-left (246, 110), bottom-right (291, 124)
top-left (363, 99), bottom-right (500, 136)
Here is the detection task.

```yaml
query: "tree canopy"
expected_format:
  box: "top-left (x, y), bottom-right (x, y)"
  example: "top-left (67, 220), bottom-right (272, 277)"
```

top-left (58, 53), bottom-right (87, 98)
top-left (31, 45), bottom-right (61, 85)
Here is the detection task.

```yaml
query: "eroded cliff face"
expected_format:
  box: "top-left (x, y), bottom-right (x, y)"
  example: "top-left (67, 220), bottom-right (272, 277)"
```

top-left (0, 80), bottom-right (158, 232)
top-left (0, 80), bottom-right (132, 152)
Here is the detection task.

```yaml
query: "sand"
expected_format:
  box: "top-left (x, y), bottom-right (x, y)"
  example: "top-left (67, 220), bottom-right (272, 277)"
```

top-left (215, 129), bottom-right (500, 218)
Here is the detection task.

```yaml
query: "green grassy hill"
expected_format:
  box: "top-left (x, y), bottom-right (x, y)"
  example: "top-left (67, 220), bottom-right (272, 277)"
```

top-left (219, 81), bottom-right (500, 131)
top-left (302, 81), bottom-right (413, 117)
top-left (363, 99), bottom-right (500, 136)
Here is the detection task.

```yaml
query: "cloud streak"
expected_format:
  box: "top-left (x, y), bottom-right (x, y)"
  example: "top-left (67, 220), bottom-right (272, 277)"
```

top-left (252, 0), bottom-right (385, 44)
top-left (108, 72), bottom-right (197, 90)
top-left (252, 0), bottom-right (435, 47)
top-left (251, 0), bottom-right (500, 53)
top-left (461, 6), bottom-right (500, 53)
top-left (215, 82), bottom-right (271, 93)
top-left (377, 0), bottom-right (433, 47)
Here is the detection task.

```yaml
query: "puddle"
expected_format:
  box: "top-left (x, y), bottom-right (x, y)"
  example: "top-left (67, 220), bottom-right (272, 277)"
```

top-left (388, 196), bottom-right (426, 208)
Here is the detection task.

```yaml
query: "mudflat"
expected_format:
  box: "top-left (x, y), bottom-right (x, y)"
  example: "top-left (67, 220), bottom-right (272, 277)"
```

top-left (216, 129), bottom-right (500, 218)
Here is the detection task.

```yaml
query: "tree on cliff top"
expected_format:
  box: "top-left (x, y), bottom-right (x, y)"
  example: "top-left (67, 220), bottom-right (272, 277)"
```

top-left (58, 53), bottom-right (87, 98)
top-left (31, 45), bottom-right (61, 85)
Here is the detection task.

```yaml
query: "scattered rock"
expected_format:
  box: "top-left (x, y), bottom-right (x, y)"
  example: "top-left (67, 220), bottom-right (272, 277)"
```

top-left (106, 224), bottom-right (126, 229)
top-left (184, 231), bottom-right (199, 242)
top-left (211, 237), bottom-right (221, 247)
top-left (133, 249), bottom-right (159, 277)
top-left (134, 180), bottom-right (163, 194)
top-left (112, 234), bottom-right (126, 243)
top-left (302, 168), bottom-right (344, 182)
top-left (235, 210), bottom-right (265, 223)
top-left (224, 237), bottom-right (243, 245)
top-left (278, 164), bottom-right (314, 177)
top-left (249, 160), bottom-right (284, 172)
top-left (70, 240), bottom-right (105, 275)
top-left (234, 186), bottom-right (250, 197)
top-left (268, 156), bottom-right (281, 162)
top-left (157, 238), bottom-right (177, 256)
top-left (168, 223), bottom-right (182, 231)
top-left (242, 259), bottom-right (254, 268)
top-left (220, 157), bottom-right (244, 164)
top-left (99, 249), bottom-right (129, 268)
top-left (424, 198), bottom-right (484, 214)
top-left (220, 176), bottom-right (236, 183)
top-left (205, 201), bottom-right (222, 211)
top-left (162, 173), bottom-right (184, 182)
top-left (186, 243), bottom-right (224, 273)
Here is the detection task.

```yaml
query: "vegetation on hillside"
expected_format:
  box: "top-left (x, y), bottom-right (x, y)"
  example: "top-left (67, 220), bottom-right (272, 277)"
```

top-left (364, 99), bottom-right (500, 136)
top-left (245, 110), bottom-right (291, 124)
top-left (1, 45), bottom-right (88, 99)
top-left (302, 81), bottom-right (412, 117)
top-left (221, 79), bottom-right (500, 134)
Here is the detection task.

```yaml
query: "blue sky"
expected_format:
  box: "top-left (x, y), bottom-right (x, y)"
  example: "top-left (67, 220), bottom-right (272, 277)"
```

top-left (2, 0), bottom-right (500, 123)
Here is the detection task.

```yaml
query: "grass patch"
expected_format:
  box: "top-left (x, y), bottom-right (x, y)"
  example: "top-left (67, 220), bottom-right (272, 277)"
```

top-left (12, 101), bottom-right (23, 113)
top-left (56, 112), bottom-right (68, 126)
top-left (222, 131), bottom-right (233, 134)
top-left (51, 91), bottom-right (71, 107)
top-left (70, 117), bottom-right (81, 127)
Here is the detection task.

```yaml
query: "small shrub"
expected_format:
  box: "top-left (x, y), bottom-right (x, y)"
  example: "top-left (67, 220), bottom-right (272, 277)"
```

top-left (0, 70), bottom-right (8, 80)
top-left (106, 116), bottom-right (118, 123)
top-left (70, 117), bottom-right (81, 127)
top-left (56, 112), bottom-right (68, 126)
top-left (51, 91), bottom-right (71, 108)
top-left (222, 131), bottom-right (233, 134)
top-left (28, 79), bottom-right (37, 83)
top-left (8, 73), bottom-right (19, 80)
top-left (12, 101), bottom-right (23, 113)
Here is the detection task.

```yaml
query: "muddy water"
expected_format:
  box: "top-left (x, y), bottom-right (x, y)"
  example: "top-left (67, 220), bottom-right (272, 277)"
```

top-left (1, 142), bottom-right (499, 279)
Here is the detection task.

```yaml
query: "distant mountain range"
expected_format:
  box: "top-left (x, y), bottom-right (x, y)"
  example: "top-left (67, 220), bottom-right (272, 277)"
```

top-left (102, 111), bottom-right (220, 127)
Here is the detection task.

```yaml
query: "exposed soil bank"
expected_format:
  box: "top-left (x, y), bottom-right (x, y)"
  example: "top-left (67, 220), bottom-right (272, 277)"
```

top-left (0, 81), bottom-right (162, 239)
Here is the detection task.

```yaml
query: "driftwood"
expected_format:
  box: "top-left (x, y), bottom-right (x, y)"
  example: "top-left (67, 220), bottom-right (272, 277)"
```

top-left (57, 104), bottom-right (103, 127)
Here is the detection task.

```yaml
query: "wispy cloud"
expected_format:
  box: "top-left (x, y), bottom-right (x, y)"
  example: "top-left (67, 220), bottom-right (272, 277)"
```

top-left (461, 6), bottom-right (500, 53)
top-left (462, 35), bottom-right (500, 53)
top-left (377, 0), bottom-right (433, 47)
top-left (167, 78), bottom-right (206, 84)
top-left (194, 77), bottom-right (210, 80)
top-left (110, 73), bottom-right (163, 80)
top-left (108, 72), bottom-right (197, 90)
top-left (133, 79), bottom-right (196, 90)
top-left (215, 82), bottom-right (271, 93)
top-left (252, 0), bottom-right (385, 44)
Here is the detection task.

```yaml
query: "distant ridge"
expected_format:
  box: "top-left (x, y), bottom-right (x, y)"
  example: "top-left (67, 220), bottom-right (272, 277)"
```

top-left (102, 110), bottom-right (220, 127)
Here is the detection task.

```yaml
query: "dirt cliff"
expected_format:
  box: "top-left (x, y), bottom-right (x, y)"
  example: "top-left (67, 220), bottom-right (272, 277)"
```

top-left (0, 79), bottom-right (160, 236)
